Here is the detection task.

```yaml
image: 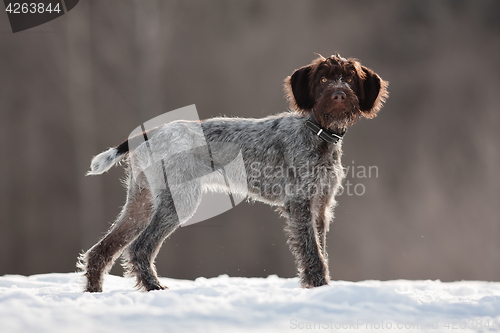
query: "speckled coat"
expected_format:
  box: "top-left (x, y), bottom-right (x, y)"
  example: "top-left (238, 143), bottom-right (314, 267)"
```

top-left (79, 54), bottom-right (388, 292)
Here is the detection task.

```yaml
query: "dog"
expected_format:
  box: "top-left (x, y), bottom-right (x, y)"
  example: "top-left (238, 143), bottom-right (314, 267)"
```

top-left (78, 53), bottom-right (388, 292)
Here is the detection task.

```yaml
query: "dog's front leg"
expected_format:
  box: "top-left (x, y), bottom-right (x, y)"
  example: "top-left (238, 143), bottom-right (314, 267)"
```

top-left (283, 198), bottom-right (330, 288)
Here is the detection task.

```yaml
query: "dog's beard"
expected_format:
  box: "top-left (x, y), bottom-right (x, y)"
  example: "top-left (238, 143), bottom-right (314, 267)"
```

top-left (314, 90), bottom-right (361, 130)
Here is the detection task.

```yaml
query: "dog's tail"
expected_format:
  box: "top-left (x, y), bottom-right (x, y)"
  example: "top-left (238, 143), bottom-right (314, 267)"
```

top-left (86, 140), bottom-right (129, 176)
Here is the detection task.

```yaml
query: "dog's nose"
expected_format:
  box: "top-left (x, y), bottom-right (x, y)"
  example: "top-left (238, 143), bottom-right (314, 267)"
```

top-left (332, 91), bottom-right (346, 102)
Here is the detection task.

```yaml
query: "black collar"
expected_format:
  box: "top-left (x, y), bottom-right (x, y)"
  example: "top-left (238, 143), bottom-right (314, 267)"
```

top-left (304, 112), bottom-right (346, 144)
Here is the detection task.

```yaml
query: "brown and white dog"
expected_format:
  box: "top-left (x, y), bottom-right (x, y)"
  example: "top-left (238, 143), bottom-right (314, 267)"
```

top-left (79, 54), bottom-right (388, 292)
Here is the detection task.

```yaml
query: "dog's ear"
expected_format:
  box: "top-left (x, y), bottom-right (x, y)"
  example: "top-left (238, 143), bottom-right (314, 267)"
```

top-left (358, 66), bottom-right (389, 118)
top-left (284, 65), bottom-right (314, 115)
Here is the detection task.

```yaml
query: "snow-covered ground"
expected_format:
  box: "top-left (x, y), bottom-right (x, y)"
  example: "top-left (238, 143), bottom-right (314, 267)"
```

top-left (0, 273), bottom-right (499, 333)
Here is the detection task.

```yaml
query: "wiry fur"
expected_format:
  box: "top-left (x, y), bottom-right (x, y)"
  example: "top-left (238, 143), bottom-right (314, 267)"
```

top-left (87, 148), bottom-right (125, 175)
top-left (79, 54), bottom-right (388, 291)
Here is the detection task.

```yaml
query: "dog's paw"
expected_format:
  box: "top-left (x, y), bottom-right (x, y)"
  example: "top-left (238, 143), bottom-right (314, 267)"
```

top-left (300, 271), bottom-right (330, 288)
top-left (85, 285), bottom-right (103, 293)
top-left (301, 279), bottom-right (329, 289)
top-left (144, 282), bottom-right (168, 292)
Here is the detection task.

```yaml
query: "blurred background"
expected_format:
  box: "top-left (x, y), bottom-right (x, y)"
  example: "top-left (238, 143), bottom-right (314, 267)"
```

top-left (0, 0), bottom-right (499, 282)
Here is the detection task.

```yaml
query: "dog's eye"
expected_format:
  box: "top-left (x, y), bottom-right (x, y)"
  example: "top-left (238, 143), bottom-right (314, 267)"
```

top-left (321, 77), bottom-right (328, 83)
top-left (345, 77), bottom-right (353, 83)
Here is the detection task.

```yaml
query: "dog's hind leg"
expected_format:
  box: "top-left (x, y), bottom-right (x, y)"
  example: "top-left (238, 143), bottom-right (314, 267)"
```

top-left (78, 173), bottom-right (153, 292)
top-left (124, 181), bottom-right (202, 291)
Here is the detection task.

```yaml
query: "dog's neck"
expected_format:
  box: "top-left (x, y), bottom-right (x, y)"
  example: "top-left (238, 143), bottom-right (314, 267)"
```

top-left (305, 111), bottom-right (346, 144)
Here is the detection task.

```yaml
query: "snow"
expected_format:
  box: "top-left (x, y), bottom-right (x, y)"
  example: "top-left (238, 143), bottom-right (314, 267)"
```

top-left (0, 273), bottom-right (499, 333)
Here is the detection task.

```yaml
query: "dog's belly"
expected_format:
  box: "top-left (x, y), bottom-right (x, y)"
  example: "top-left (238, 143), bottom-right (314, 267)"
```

top-left (196, 163), bottom-right (287, 206)
top-left (246, 174), bottom-right (287, 205)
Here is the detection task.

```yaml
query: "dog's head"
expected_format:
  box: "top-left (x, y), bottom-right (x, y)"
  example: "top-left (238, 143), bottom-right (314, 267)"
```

top-left (284, 54), bottom-right (389, 129)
